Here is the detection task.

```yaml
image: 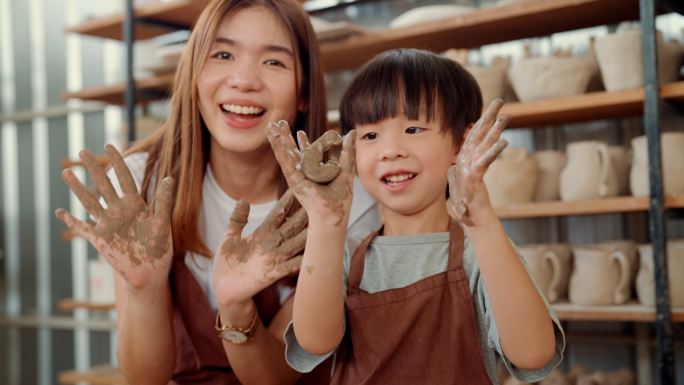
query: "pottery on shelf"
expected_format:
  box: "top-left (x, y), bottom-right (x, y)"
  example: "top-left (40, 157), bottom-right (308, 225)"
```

top-left (533, 150), bottom-right (565, 201)
top-left (629, 132), bottom-right (684, 197)
top-left (483, 147), bottom-right (539, 205)
top-left (560, 141), bottom-right (618, 201)
top-left (389, 5), bottom-right (473, 29)
top-left (444, 49), bottom-right (511, 107)
top-left (519, 244), bottom-right (572, 303)
top-left (594, 28), bottom-right (684, 92)
top-left (608, 146), bottom-right (631, 196)
top-left (569, 246), bottom-right (631, 305)
top-left (636, 240), bottom-right (684, 307)
top-left (508, 46), bottom-right (597, 102)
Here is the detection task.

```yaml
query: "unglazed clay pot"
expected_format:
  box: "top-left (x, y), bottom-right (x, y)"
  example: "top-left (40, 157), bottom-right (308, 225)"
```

top-left (483, 147), bottom-right (539, 205)
top-left (508, 48), bottom-right (597, 101)
top-left (597, 240), bottom-right (639, 300)
top-left (569, 246), bottom-right (631, 305)
top-left (594, 28), bottom-right (684, 91)
top-left (519, 244), bottom-right (572, 303)
top-left (608, 146), bottom-right (631, 196)
top-left (560, 141), bottom-right (618, 201)
top-left (389, 5), bottom-right (473, 28)
top-left (635, 240), bottom-right (684, 307)
top-left (629, 133), bottom-right (684, 196)
top-left (533, 150), bottom-right (565, 201)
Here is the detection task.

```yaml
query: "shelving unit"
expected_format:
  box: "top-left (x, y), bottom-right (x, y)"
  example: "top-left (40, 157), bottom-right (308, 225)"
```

top-left (63, 0), bottom-right (681, 383)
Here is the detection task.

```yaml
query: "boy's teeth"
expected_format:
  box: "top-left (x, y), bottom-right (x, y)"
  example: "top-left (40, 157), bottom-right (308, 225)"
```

top-left (221, 104), bottom-right (264, 115)
top-left (384, 173), bottom-right (414, 183)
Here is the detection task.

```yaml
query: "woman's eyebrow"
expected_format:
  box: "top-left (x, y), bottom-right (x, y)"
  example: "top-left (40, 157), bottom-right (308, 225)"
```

top-left (213, 36), bottom-right (294, 58)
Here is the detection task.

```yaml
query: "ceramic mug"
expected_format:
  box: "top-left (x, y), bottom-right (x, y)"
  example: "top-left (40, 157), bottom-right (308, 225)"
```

top-left (519, 244), bottom-right (572, 303)
top-left (635, 240), bottom-right (684, 307)
top-left (560, 141), bottom-right (618, 201)
top-left (569, 246), bottom-right (630, 305)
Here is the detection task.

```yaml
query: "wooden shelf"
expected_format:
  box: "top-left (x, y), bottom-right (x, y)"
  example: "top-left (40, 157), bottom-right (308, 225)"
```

top-left (58, 298), bottom-right (115, 312)
top-left (553, 301), bottom-right (684, 322)
top-left (319, 0), bottom-right (641, 72)
top-left (63, 73), bottom-right (174, 105)
top-left (66, 0), bottom-right (209, 40)
top-left (496, 194), bottom-right (684, 219)
top-left (59, 365), bottom-right (126, 385)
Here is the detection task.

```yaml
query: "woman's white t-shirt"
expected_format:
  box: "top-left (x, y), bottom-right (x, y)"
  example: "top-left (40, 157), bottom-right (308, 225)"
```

top-left (114, 152), bottom-right (380, 310)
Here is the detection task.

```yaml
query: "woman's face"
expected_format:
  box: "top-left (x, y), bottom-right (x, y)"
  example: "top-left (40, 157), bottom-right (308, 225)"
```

top-left (198, 6), bottom-right (300, 156)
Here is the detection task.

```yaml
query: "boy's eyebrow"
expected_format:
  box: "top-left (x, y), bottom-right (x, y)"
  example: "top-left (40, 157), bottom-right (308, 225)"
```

top-left (213, 36), bottom-right (294, 57)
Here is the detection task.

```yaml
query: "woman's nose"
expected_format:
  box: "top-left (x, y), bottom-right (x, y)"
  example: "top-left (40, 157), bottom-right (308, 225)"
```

top-left (226, 61), bottom-right (262, 92)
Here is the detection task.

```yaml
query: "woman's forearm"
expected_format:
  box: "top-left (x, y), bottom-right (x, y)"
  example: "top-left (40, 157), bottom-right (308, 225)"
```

top-left (219, 299), bottom-right (301, 385)
top-left (465, 211), bottom-right (556, 370)
top-left (116, 277), bottom-right (176, 385)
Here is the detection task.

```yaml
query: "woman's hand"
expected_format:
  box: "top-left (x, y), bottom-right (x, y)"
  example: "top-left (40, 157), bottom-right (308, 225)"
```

top-left (213, 190), bottom-right (307, 307)
top-left (447, 99), bottom-right (509, 227)
top-left (55, 145), bottom-right (174, 291)
top-left (267, 120), bottom-right (356, 227)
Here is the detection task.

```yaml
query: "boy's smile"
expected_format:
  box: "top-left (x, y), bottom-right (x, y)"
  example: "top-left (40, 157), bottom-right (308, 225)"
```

top-left (355, 114), bottom-right (458, 225)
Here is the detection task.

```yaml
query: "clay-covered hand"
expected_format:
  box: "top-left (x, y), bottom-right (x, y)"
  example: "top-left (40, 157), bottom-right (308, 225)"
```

top-left (299, 130), bottom-right (342, 183)
top-left (267, 120), bottom-right (355, 227)
top-left (213, 189), bottom-right (307, 307)
top-left (55, 144), bottom-right (174, 290)
top-left (447, 99), bottom-right (509, 227)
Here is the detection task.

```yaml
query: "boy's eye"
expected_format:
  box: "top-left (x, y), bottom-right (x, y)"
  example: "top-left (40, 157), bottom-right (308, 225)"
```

top-left (405, 126), bottom-right (424, 134)
top-left (211, 51), bottom-right (233, 60)
top-left (264, 59), bottom-right (287, 68)
top-left (361, 132), bottom-right (377, 140)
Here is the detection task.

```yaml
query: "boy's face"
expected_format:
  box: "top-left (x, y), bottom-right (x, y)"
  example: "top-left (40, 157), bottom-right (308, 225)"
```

top-left (355, 113), bottom-right (458, 217)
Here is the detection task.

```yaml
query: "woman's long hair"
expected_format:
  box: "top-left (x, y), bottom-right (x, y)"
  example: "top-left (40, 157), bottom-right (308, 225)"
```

top-left (127, 0), bottom-right (327, 258)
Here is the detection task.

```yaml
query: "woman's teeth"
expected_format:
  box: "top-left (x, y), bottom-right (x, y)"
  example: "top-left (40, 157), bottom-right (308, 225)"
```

top-left (384, 173), bottom-right (415, 183)
top-left (221, 104), bottom-right (264, 115)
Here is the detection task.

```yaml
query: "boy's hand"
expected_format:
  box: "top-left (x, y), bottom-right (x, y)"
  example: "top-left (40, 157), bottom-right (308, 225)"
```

top-left (267, 120), bottom-right (356, 227)
top-left (213, 189), bottom-right (307, 307)
top-left (447, 99), bottom-right (509, 227)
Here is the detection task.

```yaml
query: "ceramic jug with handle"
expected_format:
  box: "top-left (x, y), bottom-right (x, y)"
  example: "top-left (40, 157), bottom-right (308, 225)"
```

top-left (569, 246), bottom-right (631, 305)
top-left (560, 141), bottom-right (618, 201)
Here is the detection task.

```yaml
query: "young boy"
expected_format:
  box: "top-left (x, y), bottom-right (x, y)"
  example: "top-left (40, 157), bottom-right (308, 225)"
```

top-left (268, 48), bottom-right (565, 384)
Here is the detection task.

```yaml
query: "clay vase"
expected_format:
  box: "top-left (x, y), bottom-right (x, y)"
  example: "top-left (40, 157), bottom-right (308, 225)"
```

top-left (519, 244), bottom-right (572, 303)
top-left (569, 246), bottom-right (631, 305)
top-left (483, 147), bottom-right (539, 205)
top-left (629, 133), bottom-right (684, 196)
top-left (594, 28), bottom-right (684, 91)
top-left (508, 51), bottom-right (596, 101)
top-left (635, 240), bottom-right (684, 307)
top-left (608, 146), bottom-right (631, 196)
top-left (560, 141), bottom-right (618, 201)
top-left (533, 150), bottom-right (565, 201)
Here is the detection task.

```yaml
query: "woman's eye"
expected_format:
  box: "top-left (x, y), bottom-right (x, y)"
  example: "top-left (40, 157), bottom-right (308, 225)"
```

top-left (265, 59), bottom-right (287, 68)
top-left (405, 126), bottom-right (424, 134)
top-left (361, 132), bottom-right (377, 140)
top-left (212, 51), bottom-right (233, 60)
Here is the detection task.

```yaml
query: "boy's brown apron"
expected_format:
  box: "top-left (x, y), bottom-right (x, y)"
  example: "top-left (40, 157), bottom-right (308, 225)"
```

top-left (331, 221), bottom-right (494, 385)
top-left (169, 257), bottom-right (331, 384)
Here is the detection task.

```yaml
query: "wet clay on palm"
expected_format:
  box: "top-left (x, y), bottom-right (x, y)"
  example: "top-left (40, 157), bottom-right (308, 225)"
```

top-left (299, 130), bottom-right (342, 183)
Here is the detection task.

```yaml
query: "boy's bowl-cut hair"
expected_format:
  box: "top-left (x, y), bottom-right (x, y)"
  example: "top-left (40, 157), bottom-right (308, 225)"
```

top-left (339, 48), bottom-right (482, 146)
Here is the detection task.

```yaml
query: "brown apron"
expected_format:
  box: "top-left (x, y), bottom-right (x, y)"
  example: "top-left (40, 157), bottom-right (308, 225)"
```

top-left (331, 221), bottom-right (494, 385)
top-left (169, 257), bottom-right (331, 384)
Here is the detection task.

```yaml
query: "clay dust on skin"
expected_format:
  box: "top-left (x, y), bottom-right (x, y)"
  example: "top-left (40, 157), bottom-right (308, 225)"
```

top-left (447, 100), bottom-right (509, 226)
top-left (220, 189), bottom-right (308, 284)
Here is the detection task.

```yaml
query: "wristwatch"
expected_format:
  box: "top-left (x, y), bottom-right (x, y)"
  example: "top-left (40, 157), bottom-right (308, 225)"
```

top-left (215, 309), bottom-right (259, 344)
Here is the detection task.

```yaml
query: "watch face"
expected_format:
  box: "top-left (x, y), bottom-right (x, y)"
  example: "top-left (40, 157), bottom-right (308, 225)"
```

top-left (221, 330), bottom-right (248, 344)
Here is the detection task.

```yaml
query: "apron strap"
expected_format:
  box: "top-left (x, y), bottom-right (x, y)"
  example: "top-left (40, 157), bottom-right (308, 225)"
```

top-left (347, 229), bottom-right (381, 296)
top-left (447, 220), bottom-right (465, 271)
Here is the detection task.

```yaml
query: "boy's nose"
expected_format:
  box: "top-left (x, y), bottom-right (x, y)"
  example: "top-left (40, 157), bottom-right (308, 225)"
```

top-left (380, 143), bottom-right (408, 161)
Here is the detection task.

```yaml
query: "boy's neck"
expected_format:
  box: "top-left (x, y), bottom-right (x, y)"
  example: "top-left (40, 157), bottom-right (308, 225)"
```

top-left (380, 200), bottom-right (451, 236)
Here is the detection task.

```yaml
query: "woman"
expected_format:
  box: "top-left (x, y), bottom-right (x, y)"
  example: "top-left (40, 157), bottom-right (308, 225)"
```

top-left (55, 1), bottom-right (379, 384)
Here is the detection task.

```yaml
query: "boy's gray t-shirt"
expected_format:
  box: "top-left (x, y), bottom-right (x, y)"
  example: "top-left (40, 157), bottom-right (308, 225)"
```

top-left (284, 232), bottom-right (565, 384)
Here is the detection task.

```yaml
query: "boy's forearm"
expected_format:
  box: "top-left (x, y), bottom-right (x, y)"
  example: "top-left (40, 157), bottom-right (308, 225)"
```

top-left (292, 219), bottom-right (346, 355)
top-left (464, 210), bottom-right (556, 370)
